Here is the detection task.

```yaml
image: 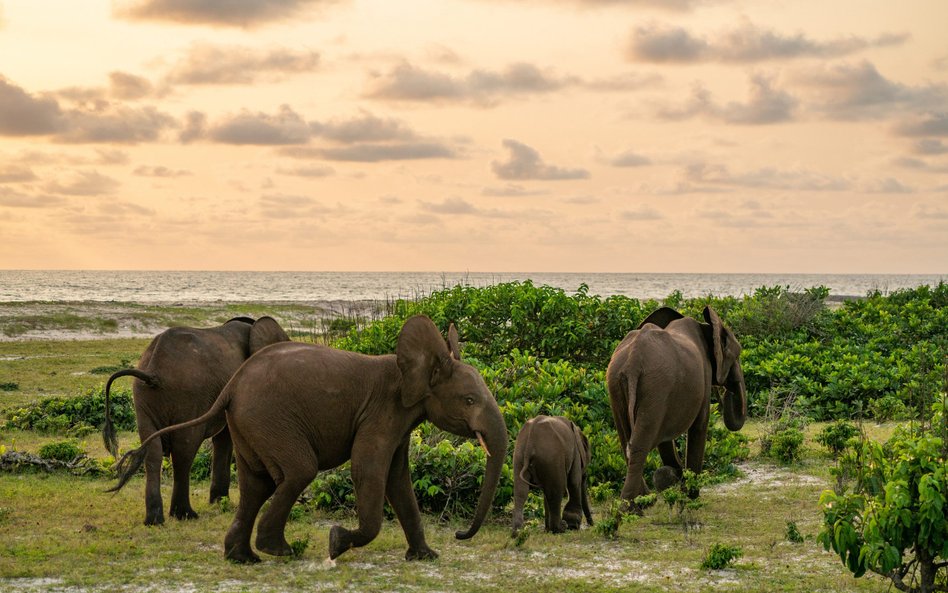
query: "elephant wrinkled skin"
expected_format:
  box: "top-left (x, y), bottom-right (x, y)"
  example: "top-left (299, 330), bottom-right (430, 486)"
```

top-left (111, 315), bottom-right (507, 563)
top-left (511, 415), bottom-right (593, 535)
top-left (606, 306), bottom-right (747, 507)
top-left (103, 316), bottom-right (289, 525)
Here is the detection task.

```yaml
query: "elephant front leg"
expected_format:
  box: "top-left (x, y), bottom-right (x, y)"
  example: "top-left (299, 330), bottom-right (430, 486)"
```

top-left (385, 440), bottom-right (438, 561)
top-left (329, 442), bottom-right (392, 560)
top-left (209, 428), bottom-right (233, 504)
top-left (684, 414), bottom-right (709, 500)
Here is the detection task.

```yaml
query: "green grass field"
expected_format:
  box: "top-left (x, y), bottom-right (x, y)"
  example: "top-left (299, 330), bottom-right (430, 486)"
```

top-left (0, 307), bottom-right (894, 592)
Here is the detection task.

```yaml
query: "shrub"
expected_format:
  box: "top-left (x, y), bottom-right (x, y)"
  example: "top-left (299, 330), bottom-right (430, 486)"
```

top-left (700, 543), bottom-right (742, 570)
top-left (867, 395), bottom-right (911, 422)
top-left (816, 420), bottom-right (860, 458)
top-left (3, 387), bottom-right (136, 436)
top-left (762, 428), bottom-right (805, 464)
top-left (0, 382), bottom-right (19, 392)
top-left (785, 519), bottom-right (805, 543)
top-left (819, 398), bottom-right (948, 593)
top-left (38, 440), bottom-right (84, 462)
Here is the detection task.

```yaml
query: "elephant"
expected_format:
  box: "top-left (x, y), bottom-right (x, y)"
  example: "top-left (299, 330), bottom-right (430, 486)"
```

top-left (605, 306), bottom-right (746, 508)
top-left (110, 315), bottom-right (508, 563)
top-left (511, 415), bottom-right (593, 535)
top-left (102, 316), bottom-right (290, 526)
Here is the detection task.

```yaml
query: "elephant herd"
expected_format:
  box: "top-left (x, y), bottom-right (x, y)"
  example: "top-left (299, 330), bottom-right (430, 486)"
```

top-left (105, 306), bottom-right (747, 563)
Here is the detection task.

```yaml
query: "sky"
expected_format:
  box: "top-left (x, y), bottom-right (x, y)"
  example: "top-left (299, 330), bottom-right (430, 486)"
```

top-left (0, 0), bottom-right (946, 273)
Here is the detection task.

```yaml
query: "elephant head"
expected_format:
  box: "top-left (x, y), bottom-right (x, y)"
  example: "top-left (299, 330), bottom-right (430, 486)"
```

top-left (703, 306), bottom-right (746, 431)
top-left (396, 315), bottom-right (508, 541)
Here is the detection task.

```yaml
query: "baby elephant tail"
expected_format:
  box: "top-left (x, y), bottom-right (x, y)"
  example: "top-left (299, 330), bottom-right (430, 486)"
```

top-left (101, 369), bottom-right (156, 459)
top-left (106, 385), bottom-right (232, 494)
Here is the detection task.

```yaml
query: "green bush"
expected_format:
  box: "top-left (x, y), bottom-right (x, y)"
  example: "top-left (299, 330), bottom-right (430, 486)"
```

top-left (816, 420), bottom-right (861, 458)
top-left (785, 519), bottom-right (805, 543)
top-left (762, 428), bottom-right (805, 464)
top-left (0, 382), bottom-right (19, 392)
top-left (700, 543), bottom-right (743, 570)
top-left (3, 387), bottom-right (136, 436)
top-left (819, 398), bottom-right (948, 592)
top-left (38, 440), bottom-right (84, 462)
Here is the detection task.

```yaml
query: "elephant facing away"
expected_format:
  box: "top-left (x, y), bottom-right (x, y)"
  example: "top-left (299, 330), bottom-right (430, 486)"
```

top-left (102, 316), bottom-right (289, 525)
top-left (511, 415), bottom-right (593, 535)
top-left (606, 306), bottom-right (747, 508)
top-left (111, 315), bottom-right (508, 563)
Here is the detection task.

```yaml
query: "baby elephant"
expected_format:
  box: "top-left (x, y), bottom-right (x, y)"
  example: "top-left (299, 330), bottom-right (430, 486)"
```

top-left (512, 415), bottom-right (593, 534)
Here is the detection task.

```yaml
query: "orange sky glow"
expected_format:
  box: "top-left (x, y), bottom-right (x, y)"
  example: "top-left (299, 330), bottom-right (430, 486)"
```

top-left (0, 0), bottom-right (946, 273)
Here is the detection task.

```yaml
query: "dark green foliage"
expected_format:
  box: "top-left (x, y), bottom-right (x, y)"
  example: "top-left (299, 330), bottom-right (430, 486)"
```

top-left (88, 358), bottom-right (133, 375)
top-left (4, 386), bottom-right (135, 436)
top-left (816, 420), bottom-right (861, 458)
top-left (785, 519), bottom-right (805, 543)
top-left (762, 427), bottom-right (805, 464)
top-left (701, 543), bottom-right (743, 570)
top-left (819, 399), bottom-right (948, 592)
top-left (38, 440), bottom-right (84, 462)
top-left (0, 382), bottom-right (19, 392)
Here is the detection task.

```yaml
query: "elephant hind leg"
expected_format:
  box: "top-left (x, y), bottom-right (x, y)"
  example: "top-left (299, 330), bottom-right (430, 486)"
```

top-left (562, 462), bottom-right (584, 530)
top-left (168, 430), bottom-right (203, 520)
top-left (542, 482), bottom-right (566, 534)
top-left (225, 455), bottom-right (275, 564)
top-left (138, 421), bottom-right (165, 526)
top-left (209, 428), bottom-right (233, 504)
top-left (255, 455), bottom-right (318, 557)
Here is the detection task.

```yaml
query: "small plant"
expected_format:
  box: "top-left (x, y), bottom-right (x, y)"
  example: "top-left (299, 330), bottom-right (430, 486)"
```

top-left (763, 428), bottom-right (806, 464)
top-left (594, 500), bottom-right (638, 539)
top-left (785, 519), bottom-right (804, 543)
top-left (216, 496), bottom-right (232, 513)
top-left (0, 506), bottom-right (11, 525)
top-left (816, 420), bottom-right (860, 458)
top-left (700, 543), bottom-right (743, 570)
top-left (867, 395), bottom-right (910, 422)
top-left (289, 536), bottom-right (310, 558)
top-left (510, 525), bottom-right (531, 548)
top-left (38, 440), bottom-right (84, 462)
top-left (0, 382), bottom-right (19, 392)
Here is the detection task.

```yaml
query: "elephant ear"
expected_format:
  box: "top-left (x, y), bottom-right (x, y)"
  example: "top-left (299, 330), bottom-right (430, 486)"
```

top-left (703, 306), bottom-right (738, 385)
top-left (638, 307), bottom-right (685, 330)
top-left (397, 315), bottom-right (453, 408)
top-left (447, 323), bottom-right (461, 360)
top-left (249, 316), bottom-right (290, 355)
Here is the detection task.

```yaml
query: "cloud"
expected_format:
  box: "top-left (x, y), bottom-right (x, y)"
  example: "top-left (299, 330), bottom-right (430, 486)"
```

top-left (179, 111), bottom-right (206, 143)
top-left (894, 156), bottom-right (948, 174)
top-left (259, 193), bottom-right (331, 218)
top-left (133, 165), bottom-right (192, 177)
top-left (109, 71), bottom-right (155, 100)
top-left (484, 0), bottom-right (708, 10)
top-left (606, 149), bottom-right (651, 167)
top-left (311, 112), bottom-right (417, 143)
top-left (0, 165), bottom-right (37, 183)
top-left (894, 113), bottom-right (948, 137)
top-left (862, 178), bottom-right (914, 194)
top-left (659, 75), bottom-right (796, 125)
top-left (491, 139), bottom-right (590, 180)
top-left (113, 0), bottom-right (340, 28)
top-left (366, 61), bottom-right (576, 106)
top-left (307, 142), bottom-right (458, 162)
top-left (0, 188), bottom-right (65, 208)
top-left (208, 105), bottom-right (312, 145)
top-left (0, 77), bottom-right (65, 135)
top-left (166, 43), bottom-right (320, 85)
top-left (620, 206), bottom-right (663, 220)
top-left (795, 61), bottom-right (947, 121)
top-left (59, 106), bottom-right (176, 144)
top-left (45, 171), bottom-right (121, 196)
top-left (685, 162), bottom-right (851, 191)
top-left (276, 164), bottom-right (336, 177)
top-left (480, 184), bottom-right (549, 197)
top-left (628, 22), bottom-right (908, 63)
top-left (585, 72), bottom-right (664, 92)
top-left (419, 197), bottom-right (520, 219)
top-left (912, 139), bottom-right (948, 155)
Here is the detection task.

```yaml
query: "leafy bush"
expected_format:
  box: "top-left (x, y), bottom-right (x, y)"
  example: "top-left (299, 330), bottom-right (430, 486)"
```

top-left (816, 420), bottom-right (860, 458)
top-left (38, 440), bottom-right (84, 462)
top-left (819, 398), bottom-right (948, 593)
top-left (0, 382), bottom-right (18, 392)
top-left (785, 519), bottom-right (805, 543)
top-left (762, 428), bottom-right (805, 464)
top-left (3, 387), bottom-right (135, 436)
top-left (700, 543), bottom-right (743, 570)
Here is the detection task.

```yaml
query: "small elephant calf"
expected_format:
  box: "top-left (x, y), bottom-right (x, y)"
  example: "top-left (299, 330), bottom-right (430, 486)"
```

top-left (512, 415), bottom-right (594, 534)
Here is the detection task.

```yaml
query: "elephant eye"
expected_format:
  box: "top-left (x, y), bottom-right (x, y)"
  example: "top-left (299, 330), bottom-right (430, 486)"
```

top-left (464, 396), bottom-right (475, 406)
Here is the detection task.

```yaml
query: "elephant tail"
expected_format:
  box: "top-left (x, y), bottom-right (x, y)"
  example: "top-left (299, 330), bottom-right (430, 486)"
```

top-left (106, 382), bottom-right (232, 494)
top-left (102, 369), bottom-right (156, 459)
top-left (518, 462), bottom-right (542, 489)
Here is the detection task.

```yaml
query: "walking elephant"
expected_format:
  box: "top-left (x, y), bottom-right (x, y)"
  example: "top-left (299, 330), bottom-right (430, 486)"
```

top-left (102, 316), bottom-right (289, 525)
top-left (606, 306), bottom-right (746, 507)
top-left (110, 315), bottom-right (508, 563)
top-left (511, 415), bottom-right (593, 535)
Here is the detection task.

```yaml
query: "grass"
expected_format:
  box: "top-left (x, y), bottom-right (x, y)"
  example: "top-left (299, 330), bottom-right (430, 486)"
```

top-left (0, 303), bottom-right (897, 592)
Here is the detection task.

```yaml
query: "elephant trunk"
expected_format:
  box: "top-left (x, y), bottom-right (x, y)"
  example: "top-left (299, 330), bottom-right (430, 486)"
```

top-left (721, 361), bottom-right (747, 431)
top-left (455, 411), bottom-right (508, 540)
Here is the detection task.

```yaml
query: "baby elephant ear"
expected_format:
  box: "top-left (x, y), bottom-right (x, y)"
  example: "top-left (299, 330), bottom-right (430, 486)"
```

top-left (250, 316), bottom-right (290, 355)
top-left (397, 315), bottom-right (451, 408)
top-left (446, 323), bottom-right (461, 360)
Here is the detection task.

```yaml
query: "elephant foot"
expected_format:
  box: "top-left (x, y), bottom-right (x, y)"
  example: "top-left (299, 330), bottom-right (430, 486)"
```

top-left (256, 534), bottom-right (292, 557)
top-left (170, 507), bottom-right (199, 521)
top-left (405, 545), bottom-right (439, 561)
top-left (329, 525), bottom-right (352, 560)
top-left (225, 545), bottom-right (261, 564)
top-left (144, 511), bottom-right (165, 526)
top-left (653, 466), bottom-right (681, 492)
top-left (209, 490), bottom-right (229, 504)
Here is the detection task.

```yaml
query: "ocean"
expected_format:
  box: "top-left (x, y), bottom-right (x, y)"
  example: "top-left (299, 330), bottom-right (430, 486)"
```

top-left (0, 270), bottom-right (943, 303)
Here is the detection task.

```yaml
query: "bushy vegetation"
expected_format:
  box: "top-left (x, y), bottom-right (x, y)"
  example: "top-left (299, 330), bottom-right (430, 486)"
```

top-left (3, 386), bottom-right (135, 437)
top-left (819, 398), bottom-right (948, 593)
top-left (700, 543), bottom-right (743, 570)
top-left (37, 440), bottom-right (84, 462)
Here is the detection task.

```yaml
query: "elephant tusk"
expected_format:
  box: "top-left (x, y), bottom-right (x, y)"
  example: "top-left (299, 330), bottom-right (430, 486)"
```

top-left (476, 431), bottom-right (490, 457)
